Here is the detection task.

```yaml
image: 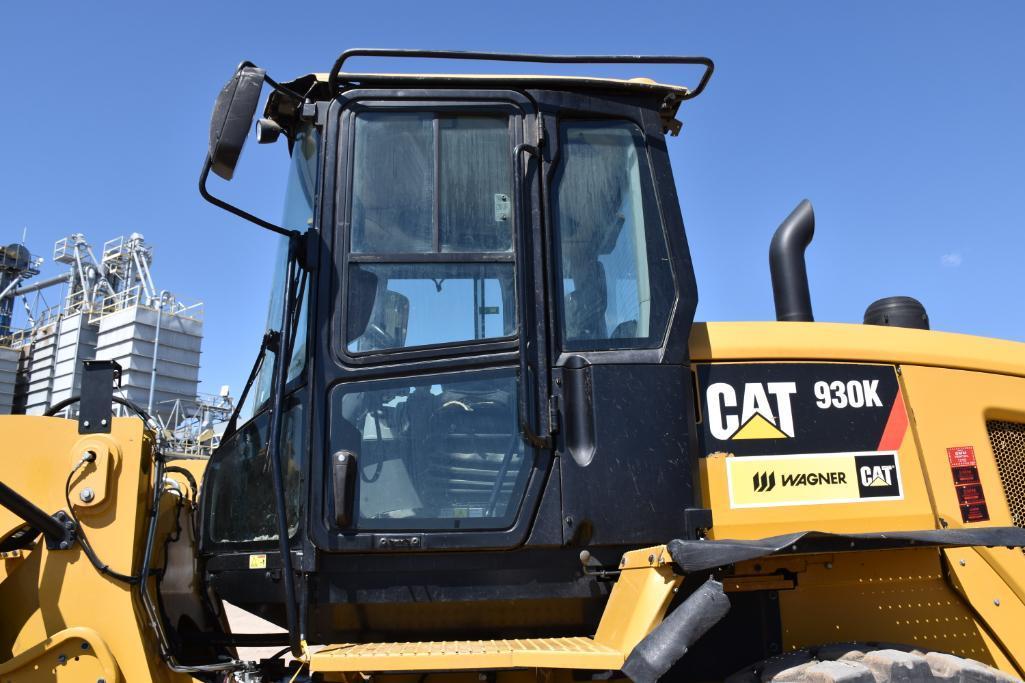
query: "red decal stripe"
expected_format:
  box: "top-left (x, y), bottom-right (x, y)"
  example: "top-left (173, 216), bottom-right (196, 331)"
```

top-left (877, 390), bottom-right (909, 451)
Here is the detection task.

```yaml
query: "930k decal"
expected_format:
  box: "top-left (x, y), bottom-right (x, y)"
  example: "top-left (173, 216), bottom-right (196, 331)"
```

top-left (696, 362), bottom-right (906, 457)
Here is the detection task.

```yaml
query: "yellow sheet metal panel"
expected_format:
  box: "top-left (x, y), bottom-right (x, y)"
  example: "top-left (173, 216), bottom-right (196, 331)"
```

top-left (0, 416), bottom-right (193, 683)
top-left (593, 547), bottom-right (681, 654)
top-left (945, 547), bottom-right (1025, 676)
top-left (898, 364), bottom-right (1025, 608)
top-left (779, 548), bottom-right (1005, 667)
top-left (0, 627), bottom-right (121, 682)
top-left (898, 365), bottom-right (1020, 529)
top-left (690, 322), bottom-right (1025, 378)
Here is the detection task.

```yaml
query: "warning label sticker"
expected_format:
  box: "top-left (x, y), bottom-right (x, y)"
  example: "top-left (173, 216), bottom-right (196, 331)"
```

top-left (726, 451), bottom-right (903, 508)
top-left (946, 446), bottom-right (990, 523)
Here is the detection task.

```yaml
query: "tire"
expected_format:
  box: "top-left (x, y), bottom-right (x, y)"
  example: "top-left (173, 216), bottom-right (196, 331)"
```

top-left (725, 643), bottom-right (1021, 683)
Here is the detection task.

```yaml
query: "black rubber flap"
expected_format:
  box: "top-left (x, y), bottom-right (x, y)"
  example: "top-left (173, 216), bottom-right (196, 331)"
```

top-left (621, 577), bottom-right (731, 683)
top-left (668, 527), bottom-right (1025, 573)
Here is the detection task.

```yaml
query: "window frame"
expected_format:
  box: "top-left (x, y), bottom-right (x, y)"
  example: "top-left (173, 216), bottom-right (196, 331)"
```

top-left (335, 99), bottom-right (526, 367)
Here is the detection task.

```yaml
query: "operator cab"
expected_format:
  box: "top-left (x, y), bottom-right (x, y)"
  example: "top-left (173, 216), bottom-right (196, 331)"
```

top-left (197, 51), bottom-right (711, 647)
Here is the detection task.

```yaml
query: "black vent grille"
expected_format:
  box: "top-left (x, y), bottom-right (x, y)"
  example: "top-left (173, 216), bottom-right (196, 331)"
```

top-left (987, 420), bottom-right (1025, 528)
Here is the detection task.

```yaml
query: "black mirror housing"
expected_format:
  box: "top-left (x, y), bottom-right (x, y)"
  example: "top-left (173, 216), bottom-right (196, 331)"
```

top-left (208, 63), bottom-right (266, 180)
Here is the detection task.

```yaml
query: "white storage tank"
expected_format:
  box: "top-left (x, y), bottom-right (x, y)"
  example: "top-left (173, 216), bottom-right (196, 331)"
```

top-left (0, 346), bottom-right (18, 414)
top-left (95, 302), bottom-right (203, 423)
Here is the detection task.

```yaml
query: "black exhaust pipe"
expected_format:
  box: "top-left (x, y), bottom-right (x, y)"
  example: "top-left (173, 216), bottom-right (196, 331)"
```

top-left (769, 199), bottom-right (815, 322)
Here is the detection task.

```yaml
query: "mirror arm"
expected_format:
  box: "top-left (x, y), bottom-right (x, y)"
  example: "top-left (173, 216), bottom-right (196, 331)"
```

top-left (263, 72), bottom-right (305, 103)
top-left (199, 156), bottom-right (299, 239)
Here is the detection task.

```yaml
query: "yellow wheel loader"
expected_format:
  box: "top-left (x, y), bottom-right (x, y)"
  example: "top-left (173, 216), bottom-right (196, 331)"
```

top-left (2, 49), bottom-right (1025, 683)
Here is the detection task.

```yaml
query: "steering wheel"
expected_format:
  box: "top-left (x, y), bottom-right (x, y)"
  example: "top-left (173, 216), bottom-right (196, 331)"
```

top-left (360, 406), bottom-right (386, 484)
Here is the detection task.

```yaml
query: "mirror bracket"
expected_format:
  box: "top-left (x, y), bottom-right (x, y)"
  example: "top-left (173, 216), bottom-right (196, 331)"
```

top-left (198, 156), bottom-right (298, 239)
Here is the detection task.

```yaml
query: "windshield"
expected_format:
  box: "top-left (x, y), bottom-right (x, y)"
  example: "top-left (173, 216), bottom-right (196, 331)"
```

top-left (204, 126), bottom-right (319, 546)
top-left (251, 125), bottom-right (319, 412)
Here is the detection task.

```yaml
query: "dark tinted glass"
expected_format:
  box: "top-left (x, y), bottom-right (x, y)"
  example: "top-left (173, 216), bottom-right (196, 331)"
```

top-left (351, 112), bottom-right (434, 253)
top-left (205, 404), bottom-right (304, 543)
top-left (439, 116), bottom-right (513, 252)
top-left (347, 262), bottom-right (515, 352)
top-left (553, 121), bottom-right (675, 349)
top-left (332, 369), bottom-right (528, 529)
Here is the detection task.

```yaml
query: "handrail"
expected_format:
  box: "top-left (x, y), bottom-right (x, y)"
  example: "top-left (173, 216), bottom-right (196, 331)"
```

top-left (327, 49), bottom-right (714, 101)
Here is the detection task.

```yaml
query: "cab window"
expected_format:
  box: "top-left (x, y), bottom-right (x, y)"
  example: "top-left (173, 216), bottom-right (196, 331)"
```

top-left (331, 368), bottom-right (528, 530)
top-left (552, 120), bottom-right (675, 350)
top-left (346, 111), bottom-right (516, 354)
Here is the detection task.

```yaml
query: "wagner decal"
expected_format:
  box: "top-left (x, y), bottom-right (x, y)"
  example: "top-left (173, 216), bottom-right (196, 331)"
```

top-left (727, 451), bottom-right (903, 508)
top-left (696, 363), bottom-right (904, 457)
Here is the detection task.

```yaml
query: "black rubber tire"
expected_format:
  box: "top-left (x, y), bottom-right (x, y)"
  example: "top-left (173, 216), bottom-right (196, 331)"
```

top-left (725, 643), bottom-right (1021, 682)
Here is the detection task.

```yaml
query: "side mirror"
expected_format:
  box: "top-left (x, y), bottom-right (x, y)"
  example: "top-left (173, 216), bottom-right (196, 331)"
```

top-left (207, 62), bottom-right (266, 180)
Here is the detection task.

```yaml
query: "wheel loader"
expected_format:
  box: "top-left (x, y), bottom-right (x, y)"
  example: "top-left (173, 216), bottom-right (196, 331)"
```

top-left (2, 49), bottom-right (1025, 683)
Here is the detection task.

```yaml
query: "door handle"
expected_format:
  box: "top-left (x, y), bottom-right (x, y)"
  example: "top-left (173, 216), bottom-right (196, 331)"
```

top-left (332, 450), bottom-right (357, 527)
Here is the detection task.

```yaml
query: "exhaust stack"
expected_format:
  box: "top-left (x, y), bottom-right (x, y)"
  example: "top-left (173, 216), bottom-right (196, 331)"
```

top-left (769, 199), bottom-right (815, 322)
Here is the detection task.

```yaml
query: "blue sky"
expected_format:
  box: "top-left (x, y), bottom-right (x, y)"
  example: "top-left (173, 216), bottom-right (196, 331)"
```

top-left (1, 2), bottom-right (1023, 395)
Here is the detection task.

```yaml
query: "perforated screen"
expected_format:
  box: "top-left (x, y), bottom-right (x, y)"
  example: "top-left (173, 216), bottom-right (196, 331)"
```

top-left (987, 420), bottom-right (1025, 528)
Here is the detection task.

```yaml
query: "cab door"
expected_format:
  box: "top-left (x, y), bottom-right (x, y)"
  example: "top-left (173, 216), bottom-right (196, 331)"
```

top-left (311, 90), bottom-right (553, 551)
top-left (532, 89), bottom-right (700, 546)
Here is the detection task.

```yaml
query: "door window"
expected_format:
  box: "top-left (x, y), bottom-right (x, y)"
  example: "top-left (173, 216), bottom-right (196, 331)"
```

top-left (346, 111), bottom-right (516, 354)
top-left (331, 369), bottom-right (528, 530)
top-left (552, 120), bottom-right (675, 350)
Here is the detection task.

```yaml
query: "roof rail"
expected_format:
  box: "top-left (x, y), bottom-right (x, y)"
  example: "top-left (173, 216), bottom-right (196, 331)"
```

top-left (327, 48), bottom-right (714, 101)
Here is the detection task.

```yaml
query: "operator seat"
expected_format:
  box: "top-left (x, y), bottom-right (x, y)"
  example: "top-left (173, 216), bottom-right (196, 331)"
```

top-left (564, 259), bottom-right (608, 341)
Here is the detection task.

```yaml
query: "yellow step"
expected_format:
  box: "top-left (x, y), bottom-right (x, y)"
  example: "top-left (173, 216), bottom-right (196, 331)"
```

top-left (309, 637), bottom-right (624, 673)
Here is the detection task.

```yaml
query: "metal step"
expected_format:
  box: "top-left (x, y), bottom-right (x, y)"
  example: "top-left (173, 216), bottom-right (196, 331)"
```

top-left (309, 637), bottom-right (624, 673)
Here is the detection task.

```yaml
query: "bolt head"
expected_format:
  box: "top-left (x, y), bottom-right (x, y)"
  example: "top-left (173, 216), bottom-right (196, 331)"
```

top-left (825, 562), bottom-right (833, 570)
top-left (647, 554), bottom-right (655, 564)
top-left (57, 654), bottom-right (67, 664)
top-left (960, 559), bottom-right (967, 566)
top-left (79, 487), bottom-right (95, 503)
top-left (59, 541), bottom-right (69, 550)
top-left (994, 598), bottom-right (1001, 606)
top-left (100, 418), bottom-right (108, 426)
top-left (82, 420), bottom-right (90, 428)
